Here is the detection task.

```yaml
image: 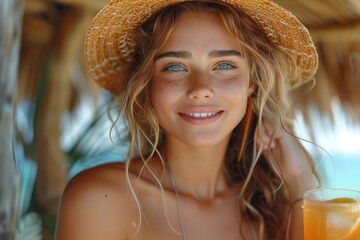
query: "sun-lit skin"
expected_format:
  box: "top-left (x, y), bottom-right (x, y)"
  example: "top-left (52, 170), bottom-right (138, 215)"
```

top-left (151, 10), bottom-right (254, 148)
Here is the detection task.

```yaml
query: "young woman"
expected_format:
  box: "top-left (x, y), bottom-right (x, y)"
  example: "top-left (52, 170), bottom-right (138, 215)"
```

top-left (56, 1), bottom-right (320, 239)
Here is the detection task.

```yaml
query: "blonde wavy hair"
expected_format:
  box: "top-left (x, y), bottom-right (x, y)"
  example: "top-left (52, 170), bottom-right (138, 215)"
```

top-left (112, 1), bottom-right (319, 239)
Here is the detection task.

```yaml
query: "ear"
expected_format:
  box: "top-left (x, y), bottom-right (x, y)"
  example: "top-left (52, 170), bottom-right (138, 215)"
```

top-left (247, 82), bottom-right (257, 97)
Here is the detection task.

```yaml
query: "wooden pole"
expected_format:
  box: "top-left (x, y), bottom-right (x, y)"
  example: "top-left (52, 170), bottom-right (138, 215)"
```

top-left (0, 0), bottom-right (24, 239)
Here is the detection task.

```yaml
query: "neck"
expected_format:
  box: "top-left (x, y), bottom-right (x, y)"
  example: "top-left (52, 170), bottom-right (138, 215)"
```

top-left (163, 137), bottom-right (231, 201)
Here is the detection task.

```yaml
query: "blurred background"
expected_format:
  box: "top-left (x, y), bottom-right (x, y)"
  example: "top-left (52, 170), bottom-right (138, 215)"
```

top-left (1, 0), bottom-right (360, 239)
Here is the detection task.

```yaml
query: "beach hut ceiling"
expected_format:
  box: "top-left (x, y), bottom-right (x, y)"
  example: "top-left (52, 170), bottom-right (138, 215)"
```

top-left (20, 0), bottom-right (360, 123)
top-left (273, 0), bottom-right (360, 123)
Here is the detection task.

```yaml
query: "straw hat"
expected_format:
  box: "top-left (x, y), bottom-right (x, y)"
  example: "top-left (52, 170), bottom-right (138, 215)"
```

top-left (85, 0), bottom-right (318, 93)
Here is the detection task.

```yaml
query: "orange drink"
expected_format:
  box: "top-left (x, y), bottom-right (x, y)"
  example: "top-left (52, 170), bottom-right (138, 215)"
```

top-left (303, 188), bottom-right (360, 240)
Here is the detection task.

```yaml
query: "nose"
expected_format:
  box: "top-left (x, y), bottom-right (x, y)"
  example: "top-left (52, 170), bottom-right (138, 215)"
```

top-left (187, 71), bottom-right (214, 100)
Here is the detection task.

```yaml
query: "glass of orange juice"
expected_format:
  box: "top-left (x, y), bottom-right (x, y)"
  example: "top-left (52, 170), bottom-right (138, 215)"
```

top-left (303, 188), bottom-right (360, 240)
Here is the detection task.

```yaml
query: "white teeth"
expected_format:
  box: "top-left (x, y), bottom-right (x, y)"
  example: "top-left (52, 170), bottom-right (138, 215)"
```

top-left (185, 112), bottom-right (216, 118)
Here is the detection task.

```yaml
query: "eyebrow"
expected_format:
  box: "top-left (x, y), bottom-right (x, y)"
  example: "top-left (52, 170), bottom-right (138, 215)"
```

top-left (154, 49), bottom-right (242, 61)
top-left (155, 51), bottom-right (191, 61)
top-left (208, 50), bottom-right (242, 58)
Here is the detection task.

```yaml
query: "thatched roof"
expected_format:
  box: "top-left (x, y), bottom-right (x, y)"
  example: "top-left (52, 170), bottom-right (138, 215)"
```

top-left (273, 0), bottom-right (360, 124)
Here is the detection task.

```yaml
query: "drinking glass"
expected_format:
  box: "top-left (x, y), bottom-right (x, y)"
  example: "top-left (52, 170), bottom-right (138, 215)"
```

top-left (303, 188), bottom-right (360, 240)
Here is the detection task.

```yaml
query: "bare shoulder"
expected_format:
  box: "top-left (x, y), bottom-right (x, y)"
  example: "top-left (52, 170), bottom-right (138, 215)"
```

top-left (56, 162), bottom-right (137, 240)
top-left (62, 162), bottom-right (129, 198)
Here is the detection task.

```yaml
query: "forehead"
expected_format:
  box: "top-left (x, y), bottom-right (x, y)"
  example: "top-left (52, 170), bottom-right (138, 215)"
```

top-left (158, 10), bottom-right (241, 53)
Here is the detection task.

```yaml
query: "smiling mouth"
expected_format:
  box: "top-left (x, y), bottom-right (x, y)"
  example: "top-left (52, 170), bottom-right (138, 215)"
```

top-left (184, 112), bottom-right (218, 118)
top-left (179, 110), bottom-right (224, 124)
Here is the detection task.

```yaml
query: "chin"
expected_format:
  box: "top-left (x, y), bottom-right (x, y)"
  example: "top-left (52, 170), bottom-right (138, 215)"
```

top-left (180, 132), bottom-right (232, 148)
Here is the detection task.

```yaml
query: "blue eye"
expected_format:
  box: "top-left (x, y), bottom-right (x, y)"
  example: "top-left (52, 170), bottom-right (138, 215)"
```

top-left (164, 64), bottom-right (185, 72)
top-left (216, 63), bottom-right (234, 70)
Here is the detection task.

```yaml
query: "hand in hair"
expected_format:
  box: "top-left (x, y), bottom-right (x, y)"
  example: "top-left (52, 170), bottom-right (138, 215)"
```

top-left (256, 121), bottom-right (313, 182)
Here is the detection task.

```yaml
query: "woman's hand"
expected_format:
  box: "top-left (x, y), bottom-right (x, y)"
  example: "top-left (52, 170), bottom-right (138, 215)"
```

top-left (255, 121), bottom-right (313, 182)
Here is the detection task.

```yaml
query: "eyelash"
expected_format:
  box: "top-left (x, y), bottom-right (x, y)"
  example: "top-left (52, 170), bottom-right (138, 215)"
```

top-left (214, 62), bottom-right (236, 71)
top-left (162, 62), bottom-right (186, 72)
top-left (161, 61), bottom-right (237, 72)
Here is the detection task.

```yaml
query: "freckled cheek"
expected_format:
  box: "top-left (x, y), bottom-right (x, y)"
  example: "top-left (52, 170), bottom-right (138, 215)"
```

top-left (214, 76), bottom-right (249, 99)
top-left (150, 78), bottom-right (186, 105)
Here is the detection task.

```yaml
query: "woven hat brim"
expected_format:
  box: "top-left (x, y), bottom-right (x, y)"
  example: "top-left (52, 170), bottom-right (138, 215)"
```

top-left (85, 0), bottom-right (318, 93)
